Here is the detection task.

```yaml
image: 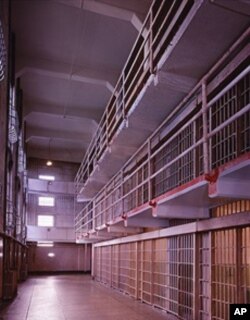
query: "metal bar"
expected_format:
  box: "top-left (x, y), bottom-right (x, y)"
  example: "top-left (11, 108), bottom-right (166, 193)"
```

top-left (202, 81), bottom-right (209, 173)
top-left (93, 211), bottom-right (250, 247)
top-left (208, 103), bottom-right (250, 139)
top-left (75, 42), bottom-right (250, 238)
top-left (75, 0), bottom-right (197, 192)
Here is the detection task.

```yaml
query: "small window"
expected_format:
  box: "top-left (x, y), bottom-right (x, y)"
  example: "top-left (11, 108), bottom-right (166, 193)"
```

top-left (38, 175), bottom-right (55, 181)
top-left (38, 215), bottom-right (54, 227)
top-left (38, 196), bottom-right (55, 207)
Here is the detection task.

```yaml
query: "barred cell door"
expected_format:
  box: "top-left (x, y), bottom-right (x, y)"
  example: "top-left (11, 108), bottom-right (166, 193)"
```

top-left (211, 227), bottom-right (250, 320)
top-left (168, 234), bottom-right (194, 320)
top-left (198, 232), bottom-right (211, 320)
top-left (111, 245), bottom-right (119, 289)
top-left (141, 240), bottom-right (153, 304)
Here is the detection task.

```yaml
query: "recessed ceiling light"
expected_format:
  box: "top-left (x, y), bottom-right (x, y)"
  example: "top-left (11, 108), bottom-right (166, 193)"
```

top-left (46, 160), bottom-right (53, 166)
top-left (48, 252), bottom-right (55, 257)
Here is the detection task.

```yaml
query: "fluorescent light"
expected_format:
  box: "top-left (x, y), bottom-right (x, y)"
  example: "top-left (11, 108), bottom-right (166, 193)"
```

top-left (37, 241), bottom-right (54, 247)
top-left (38, 175), bottom-right (55, 181)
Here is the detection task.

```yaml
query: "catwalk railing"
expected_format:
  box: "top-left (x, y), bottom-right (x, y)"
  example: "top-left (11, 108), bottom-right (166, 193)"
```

top-left (92, 202), bottom-right (250, 320)
top-left (75, 41), bottom-right (250, 237)
top-left (75, 0), bottom-right (195, 195)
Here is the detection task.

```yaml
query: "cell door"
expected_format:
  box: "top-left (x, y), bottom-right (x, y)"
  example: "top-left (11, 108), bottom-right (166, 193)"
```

top-left (211, 227), bottom-right (250, 320)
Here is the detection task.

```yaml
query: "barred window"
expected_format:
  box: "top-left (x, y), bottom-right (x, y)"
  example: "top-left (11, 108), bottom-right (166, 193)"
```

top-left (38, 196), bottom-right (55, 207)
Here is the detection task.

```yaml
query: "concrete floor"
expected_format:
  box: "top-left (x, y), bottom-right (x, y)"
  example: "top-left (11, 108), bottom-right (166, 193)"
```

top-left (0, 274), bottom-right (175, 320)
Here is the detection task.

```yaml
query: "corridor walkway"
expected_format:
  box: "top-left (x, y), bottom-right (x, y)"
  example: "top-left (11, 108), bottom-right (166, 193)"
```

top-left (0, 274), bottom-right (175, 320)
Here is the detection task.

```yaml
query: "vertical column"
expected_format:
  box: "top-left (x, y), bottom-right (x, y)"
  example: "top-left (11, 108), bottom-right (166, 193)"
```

top-left (117, 244), bottom-right (120, 289)
top-left (193, 233), bottom-right (199, 320)
top-left (148, 140), bottom-right (152, 201)
top-left (150, 239), bottom-right (154, 305)
top-left (193, 117), bottom-right (197, 179)
top-left (236, 228), bottom-right (243, 303)
top-left (149, 8), bottom-right (153, 75)
top-left (91, 245), bottom-right (95, 279)
top-left (121, 169), bottom-right (124, 219)
top-left (110, 245), bottom-right (113, 288)
top-left (92, 199), bottom-right (96, 231)
top-left (139, 241), bottom-right (143, 301)
top-left (135, 241), bottom-right (139, 300)
top-left (122, 73), bottom-right (126, 121)
top-left (202, 81), bottom-right (209, 173)
top-left (208, 232), bottom-right (212, 320)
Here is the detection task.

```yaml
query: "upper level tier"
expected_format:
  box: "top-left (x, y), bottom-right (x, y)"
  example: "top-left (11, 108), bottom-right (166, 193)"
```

top-left (75, 35), bottom-right (250, 241)
top-left (75, 0), bottom-right (250, 200)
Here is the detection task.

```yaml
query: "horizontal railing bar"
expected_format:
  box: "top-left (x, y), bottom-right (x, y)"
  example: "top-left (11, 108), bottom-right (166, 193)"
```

top-left (75, 10), bottom-right (250, 237)
top-left (75, 0), bottom-right (195, 189)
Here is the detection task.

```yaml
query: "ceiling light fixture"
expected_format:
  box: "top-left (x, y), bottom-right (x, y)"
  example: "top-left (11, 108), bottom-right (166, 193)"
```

top-left (37, 241), bottom-right (54, 247)
top-left (46, 137), bottom-right (53, 166)
top-left (48, 252), bottom-right (55, 257)
top-left (46, 160), bottom-right (53, 166)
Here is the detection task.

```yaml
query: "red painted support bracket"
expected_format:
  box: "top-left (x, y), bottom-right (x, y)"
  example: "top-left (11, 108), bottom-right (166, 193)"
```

top-left (149, 200), bottom-right (157, 208)
top-left (121, 213), bottom-right (127, 220)
top-left (205, 168), bottom-right (219, 184)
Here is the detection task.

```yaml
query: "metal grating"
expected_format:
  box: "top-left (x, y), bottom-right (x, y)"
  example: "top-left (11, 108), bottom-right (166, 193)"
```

top-left (94, 247), bottom-right (101, 282)
top-left (119, 243), bottom-right (137, 297)
top-left (100, 246), bottom-right (111, 285)
top-left (212, 200), bottom-right (250, 217)
top-left (111, 245), bottom-right (119, 288)
top-left (93, 215), bottom-right (250, 320)
top-left (75, 54), bottom-right (249, 239)
top-left (152, 117), bottom-right (203, 198)
top-left (211, 229), bottom-right (237, 320)
top-left (75, 0), bottom-right (194, 193)
top-left (241, 227), bottom-right (250, 303)
top-left (141, 240), bottom-right (153, 304)
top-left (137, 241), bottom-right (143, 300)
top-left (168, 235), bottom-right (194, 320)
top-left (209, 73), bottom-right (250, 169)
top-left (199, 233), bottom-right (211, 320)
top-left (240, 74), bottom-right (250, 153)
top-left (153, 238), bottom-right (168, 309)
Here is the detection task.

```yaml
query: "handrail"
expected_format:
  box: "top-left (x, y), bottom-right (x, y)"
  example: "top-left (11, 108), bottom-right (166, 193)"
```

top-left (75, 0), bottom-right (195, 195)
top-left (75, 48), bottom-right (250, 237)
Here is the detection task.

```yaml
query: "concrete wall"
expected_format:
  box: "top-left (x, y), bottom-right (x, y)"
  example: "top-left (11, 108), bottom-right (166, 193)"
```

top-left (26, 158), bottom-right (85, 243)
top-left (26, 160), bottom-right (90, 273)
top-left (28, 242), bottom-right (91, 273)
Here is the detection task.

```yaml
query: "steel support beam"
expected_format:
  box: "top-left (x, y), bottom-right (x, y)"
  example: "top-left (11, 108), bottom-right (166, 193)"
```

top-left (152, 204), bottom-right (210, 219)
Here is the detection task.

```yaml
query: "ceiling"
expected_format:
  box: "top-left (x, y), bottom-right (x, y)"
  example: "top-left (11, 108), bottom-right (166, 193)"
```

top-left (11, 0), bottom-right (250, 172)
top-left (12, 0), bottom-right (152, 163)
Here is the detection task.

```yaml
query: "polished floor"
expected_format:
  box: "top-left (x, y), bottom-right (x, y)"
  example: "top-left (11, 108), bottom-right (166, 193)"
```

top-left (0, 274), bottom-right (175, 320)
